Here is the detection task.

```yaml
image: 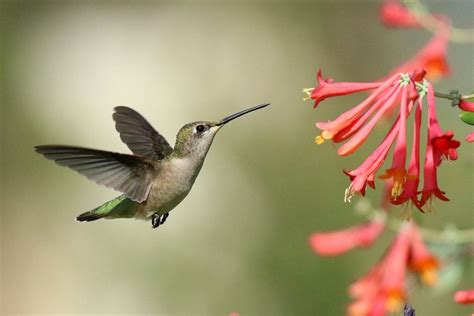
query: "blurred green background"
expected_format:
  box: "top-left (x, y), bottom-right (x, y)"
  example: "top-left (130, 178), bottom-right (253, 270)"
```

top-left (1, 1), bottom-right (473, 315)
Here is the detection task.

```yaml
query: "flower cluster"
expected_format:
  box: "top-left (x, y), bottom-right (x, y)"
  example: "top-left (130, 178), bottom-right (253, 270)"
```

top-left (310, 215), bottom-right (440, 315)
top-left (303, 0), bottom-right (464, 212)
top-left (306, 1), bottom-right (472, 315)
top-left (348, 222), bottom-right (438, 315)
top-left (309, 214), bottom-right (386, 256)
top-left (306, 69), bottom-right (460, 211)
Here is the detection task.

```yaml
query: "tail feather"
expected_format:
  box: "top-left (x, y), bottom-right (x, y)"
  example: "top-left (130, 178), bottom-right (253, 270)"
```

top-left (76, 211), bottom-right (106, 222)
top-left (76, 195), bottom-right (137, 222)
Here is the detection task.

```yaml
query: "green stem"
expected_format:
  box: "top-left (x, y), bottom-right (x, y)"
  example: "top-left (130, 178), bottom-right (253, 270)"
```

top-left (402, 0), bottom-right (474, 43)
top-left (387, 216), bottom-right (474, 244)
top-left (433, 91), bottom-right (472, 105)
top-left (356, 201), bottom-right (474, 245)
top-left (418, 226), bottom-right (474, 244)
top-left (434, 91), bottom-right (453, 100)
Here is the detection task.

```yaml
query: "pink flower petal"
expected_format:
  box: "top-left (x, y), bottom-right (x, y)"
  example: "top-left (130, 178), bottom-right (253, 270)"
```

top-left (309, 218), bottom-right (385, 256)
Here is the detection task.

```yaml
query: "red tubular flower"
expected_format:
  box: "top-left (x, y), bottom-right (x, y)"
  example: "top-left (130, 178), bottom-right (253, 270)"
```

top-left (390, 32), bottom-right (451, 81)
top-left (419, 83), bottom-right (458, 210)
top-left (344, 122), bottom-right (399, 200)
top-left (459, 100), bottom-right (474, 112)
top-left (305, 69), bottom-right (381, 108)
top-left (408, 225), bottom-right (439, 286)
top-left (342, 74), bottom-right (420, 201)
top-left (336, 85), bottom-right (402, 156)
top-left (466, 132), bottom-right (474, 142)
top-left (432, 130), bottom-right (460, 163)
top-left (332, 85), bottom-right (400, 143)
top-left (314, 73), bottom-right (400, 147)
top-left (348, 223), bottom-right (414, 315)
top-left (348, 262), bottom-right (386, 316)
top-left (424, 83), bottom-right (459, 165)
top-left (454, 289), bottom-right (474, 305)
top-left (309, 216), bottom-right (386, 256)
top-left (379, 224), bottom-right (413, 313)
top-left (392, 98), bottom-right (423, 209)
top-left (419, 140), bottom-right (449, 210)
top-left (379, 0), bottom-right (421, 28)
top-left (378, 85), bottom-right (411, 199)
top-left (345, 222), bottom-right (441, 315)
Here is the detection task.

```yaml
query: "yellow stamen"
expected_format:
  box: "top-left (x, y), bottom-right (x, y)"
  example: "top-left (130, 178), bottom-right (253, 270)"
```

top-left (385, 290), bottom-right (404, 312)
top-left (344, 184), bottom-right (354, 203)
top-left (386, 295), bottom-right (403, 312)
top-left (421, 268), bottom-right (438, 286)
top-left (314, 135), bottom-right (325, 145)
top-left (379, 169), bottom-right (409, 199)
top-left (302, 87), bottom-right (314, 102)
top-left (321, 131), bottom-right (332, 140)
top-left (392, 171), bottom-right (407, 198)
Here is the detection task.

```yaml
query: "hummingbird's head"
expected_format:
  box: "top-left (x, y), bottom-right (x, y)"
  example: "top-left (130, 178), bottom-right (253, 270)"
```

top-left (173, 103), bottom-right (269, 159)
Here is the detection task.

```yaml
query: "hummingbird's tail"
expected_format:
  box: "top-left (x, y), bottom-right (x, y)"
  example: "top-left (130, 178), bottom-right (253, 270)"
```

top-left (76, 195), bottom-right (138, 222)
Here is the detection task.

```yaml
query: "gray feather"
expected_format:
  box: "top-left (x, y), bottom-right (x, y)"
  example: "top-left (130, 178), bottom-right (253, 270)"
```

top-left (34, 145), bottom-right (156, 202)
top-left (113, 106), bottom-right (173, 160)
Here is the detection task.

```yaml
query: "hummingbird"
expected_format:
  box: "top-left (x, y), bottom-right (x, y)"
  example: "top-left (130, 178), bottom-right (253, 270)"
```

top-left (35, 103), bottom-right (269, 228)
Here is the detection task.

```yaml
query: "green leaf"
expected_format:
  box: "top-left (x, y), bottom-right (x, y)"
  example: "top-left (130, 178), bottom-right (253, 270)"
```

top-left (459, 111), bottom-right (474, 125)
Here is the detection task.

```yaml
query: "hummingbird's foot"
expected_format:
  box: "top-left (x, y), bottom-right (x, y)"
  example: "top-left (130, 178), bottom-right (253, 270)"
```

top-left (151, 213), bottom-right (169, 228)
top-left (151, 213), bottom-right (161, 228)
top-left (160, 213), bottom-right (169, 225)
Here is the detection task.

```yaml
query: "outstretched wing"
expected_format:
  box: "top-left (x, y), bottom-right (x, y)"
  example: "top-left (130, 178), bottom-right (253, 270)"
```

top-left (113, 106), bottom-right (173, 160)
top-left (35, 145), bottom-right (157, 202)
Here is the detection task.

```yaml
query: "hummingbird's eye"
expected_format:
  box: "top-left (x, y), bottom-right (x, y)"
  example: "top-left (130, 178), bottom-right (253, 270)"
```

top-left (195, 125), bottom-right (205, 133)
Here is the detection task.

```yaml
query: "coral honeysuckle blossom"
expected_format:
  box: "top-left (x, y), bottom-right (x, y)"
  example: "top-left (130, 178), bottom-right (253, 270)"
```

top-left (454, 289), bottom-right (474, 305)
top-left (306, 1), bottom-right (471, 315)
top-left (379, 0), bottom-right (451, 81)
top-left (418, 83), bottom-right (460, 210)
top-left (389, 30), bottom-right (451, 81)
top-left (466, 132), bottom-right (474, 142)
top-left (347, 222), bottom-right (439, 316)
top-left (459, 100), bottom-right (474, 112)
top-left (309, 214), bottom-right (386, 256)
top-left (304, 69), bottom-right (460, 211)
top-left (379, 0), bottom-right (422, 28)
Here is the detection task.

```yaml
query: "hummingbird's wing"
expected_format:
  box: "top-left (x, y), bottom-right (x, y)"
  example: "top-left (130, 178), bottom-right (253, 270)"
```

top-left (35, 145), bottom-right (157, 203)
top-left (113, 106), bottom-right (173, 160)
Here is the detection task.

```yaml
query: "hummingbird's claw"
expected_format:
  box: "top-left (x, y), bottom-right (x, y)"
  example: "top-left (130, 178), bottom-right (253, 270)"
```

top-left (151, 213), bottom-right (161, 228)
top-left (160, 213), bottom-right (169, 225)
top-left (151, 212), bottom-right (169, 228)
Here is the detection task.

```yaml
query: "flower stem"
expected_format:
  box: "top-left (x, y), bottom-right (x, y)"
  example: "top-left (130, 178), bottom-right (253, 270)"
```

top-left (418, 226), bottom-right (474, 244)
top-left (434, 91), bottom-right (453, 100)
top-left (433, 91), bottom-right (473, 106)
top-left (402, 0), bottom-right (474, 43)
top-left (387, 216), bottom-right (474, 244)
top-left (356, 200), bottom-right (474, 245)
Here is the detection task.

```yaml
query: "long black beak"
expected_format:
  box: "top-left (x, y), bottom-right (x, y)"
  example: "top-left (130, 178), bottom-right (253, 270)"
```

top-left (218, 103), bottom-right (270, 126)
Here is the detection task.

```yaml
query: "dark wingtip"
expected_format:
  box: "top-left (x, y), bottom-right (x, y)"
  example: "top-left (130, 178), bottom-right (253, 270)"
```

top-left (34, 145), bottom-right (66, 155)
top-left (114, 105), bottom-right (133, 113)
top-left (34, 145), bottom-right (49, 154)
